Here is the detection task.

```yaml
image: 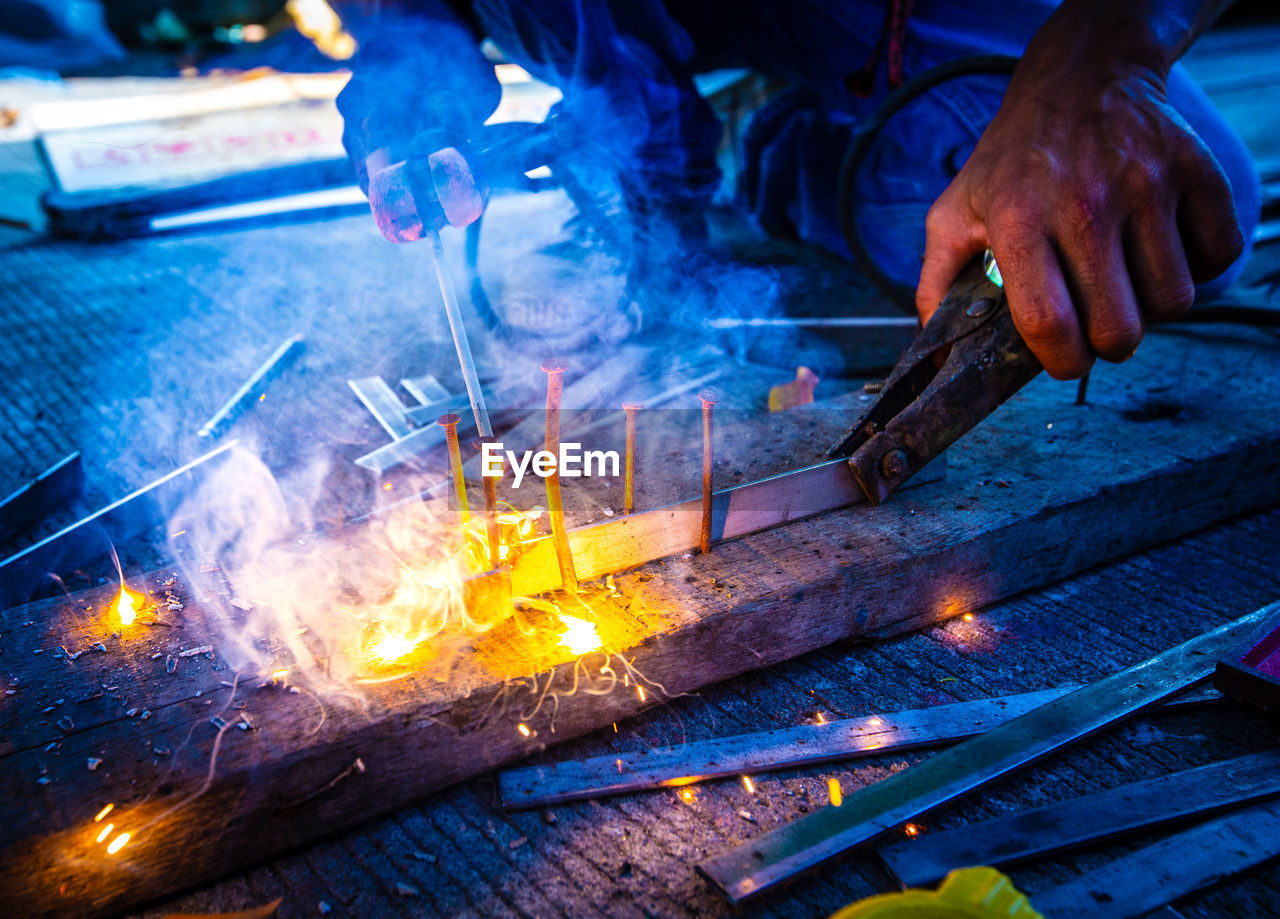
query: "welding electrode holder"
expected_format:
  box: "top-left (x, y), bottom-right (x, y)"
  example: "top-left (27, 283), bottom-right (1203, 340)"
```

top-left (829, 257), bottom-right (1043, 505)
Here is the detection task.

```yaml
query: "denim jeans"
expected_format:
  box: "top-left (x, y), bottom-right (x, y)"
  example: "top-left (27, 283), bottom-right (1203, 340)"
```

top-left (467, 0), bottom-right (1259, 294)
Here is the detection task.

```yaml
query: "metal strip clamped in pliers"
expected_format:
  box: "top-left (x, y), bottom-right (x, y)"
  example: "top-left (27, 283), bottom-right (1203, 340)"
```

top-left (829, 254), bottom-right (1043, 504)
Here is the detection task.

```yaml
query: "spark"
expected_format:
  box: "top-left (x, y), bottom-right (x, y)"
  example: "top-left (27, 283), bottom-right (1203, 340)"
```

top-left (963, 613), bottom-right (974, 622)
top-left (867, 717), bottom-right (882, 726)
top-left (94, 804), bottom-right (113, 822)
top-left (680, 789), bottom-right (694, 804)
top-left (742, 776), bottom-right (755, 794)
top-left (106, 832), bottom-right (131, 854)
top-left (270, 669), bottom-right (288, 683)
top-left (616, 758), bottom-right (623, 774)
top-left (557, 614), bottom-right (602, 656)
top-left (636, 685), bottom-right (646, 703)
top-left (904, 823), bottom-right (921, 837)
top-left (828, 777), bottom-right (843, 807)
top-left (114, 586), bottom-right (141, 626)
top-left (815, 712), bottom-right (826, 724)
top-left (517, 723), bottom-right (531, 737)
top-left (95, 823), bottom-right (113, 843)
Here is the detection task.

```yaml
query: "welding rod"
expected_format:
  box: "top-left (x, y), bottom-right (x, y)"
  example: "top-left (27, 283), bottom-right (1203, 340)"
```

top-left (542, 359), bottom-right (578, 592)
top-left (622, 402), bottom-right (641, 515)
top-left (699, 390), bottom-right (718, 554)
top-left (198, 334), bottom-right (304, 438)
top-left (707, 316), bottom-right (919, 330)
top-left (426, 229), bottom-right (492, 438)
top-left (438, 414), bottom-right (468, 521)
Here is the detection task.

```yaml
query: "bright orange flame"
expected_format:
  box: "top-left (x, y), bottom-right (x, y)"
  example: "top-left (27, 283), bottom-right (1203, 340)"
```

top-left (115, 587), bottom-right (140, 625)
top-left (557, 614), bottom-right (602, 656)
top-left (107, 832), bottom-right (131, 854)
top-left (371, 632), bottom-right (414, 663)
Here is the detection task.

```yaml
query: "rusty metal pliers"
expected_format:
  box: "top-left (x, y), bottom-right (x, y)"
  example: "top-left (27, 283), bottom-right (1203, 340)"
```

top-left (829, 255), bottom-right (1044, 504)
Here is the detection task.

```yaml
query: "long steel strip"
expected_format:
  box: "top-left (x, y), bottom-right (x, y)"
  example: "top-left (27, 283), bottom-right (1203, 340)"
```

top-left (499, 685), bottom-right (1221, 809)
top-left (505, 454), bottom-right (946, 597)
top-left (878, 749), bottom-right (1280, 888)
top-left (697, 603), bottom-right (1280, 903)
top-left (1031, 798), bottom-right (1280, 919)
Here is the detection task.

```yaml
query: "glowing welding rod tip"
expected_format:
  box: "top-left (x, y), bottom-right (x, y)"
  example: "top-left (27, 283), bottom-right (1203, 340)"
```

top-left (107, 832), bottom-right (131, 854)
top-left (96, 823), bottom-right (114, 843)
top-left (94, 803), bottom-right (114, 822)
top-left (828, 777), bottom-right (843, 807)
top-left (517, 723), bottom-right (531, 738)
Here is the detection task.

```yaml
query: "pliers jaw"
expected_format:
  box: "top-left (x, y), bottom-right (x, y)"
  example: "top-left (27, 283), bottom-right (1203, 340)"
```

top-left (829, 256), bottom-right (1043, 504)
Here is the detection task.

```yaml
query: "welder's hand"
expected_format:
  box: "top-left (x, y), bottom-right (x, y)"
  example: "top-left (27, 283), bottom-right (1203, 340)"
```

top-left (365, 145), bottom-right (487, 244)
top-left (916, 12), bottom-right (1244, 379)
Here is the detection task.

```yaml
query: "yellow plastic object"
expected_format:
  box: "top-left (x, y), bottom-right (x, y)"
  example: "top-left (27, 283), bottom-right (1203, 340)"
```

top-left (829, 867), bottom-right (1042, 919)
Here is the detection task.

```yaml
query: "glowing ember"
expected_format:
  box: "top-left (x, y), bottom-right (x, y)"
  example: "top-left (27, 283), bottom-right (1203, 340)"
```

top-left (963, 613), bottom-right (974, 622)
top-left (742, 776), bottom-right (755, 794)
top-left (904, 822), bottom-right (921, 837)
top-left (557, 614), bottom-right (602, 656)
top-left (114, 586), bottom-right (140, 626)
top-left (94, 804), bottom-right (113, 822)
top-left (517, 723), bottom-right (531, 737)
top-left (828, 777), bottom-right (843, 807)
top-left (95, 824), bottom-right (113, 843)
top-left (680, 789), bottom-right (694, 803)
top-left (106, 832), bottom-right (131, 854)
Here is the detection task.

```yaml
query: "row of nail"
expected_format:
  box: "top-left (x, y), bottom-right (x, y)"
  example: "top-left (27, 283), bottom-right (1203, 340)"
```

top-left (437, 359), bottom-right (721, 591)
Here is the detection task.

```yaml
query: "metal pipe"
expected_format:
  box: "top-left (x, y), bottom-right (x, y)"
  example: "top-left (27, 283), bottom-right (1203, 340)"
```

top-left (541, 359), bottom-right (578, 592)
top-left (622, 402), bottom-right (641, 515)
top-left (198, 334), bottom-right (303, 438)
top-left (699, 390), bottom-right (718, 554)
top-left (438, 413), bottom-right (468, 521)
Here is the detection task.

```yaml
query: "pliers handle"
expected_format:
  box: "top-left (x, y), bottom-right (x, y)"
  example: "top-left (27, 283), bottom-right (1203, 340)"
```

top-left (829, 256), bottom-right (1043, 504)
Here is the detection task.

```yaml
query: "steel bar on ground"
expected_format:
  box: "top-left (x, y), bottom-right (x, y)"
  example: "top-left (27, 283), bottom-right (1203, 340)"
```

top-left (499, 685), bottom-right (1222, 809)
top-left (707, 317), bottom-right (919, 329)
top-left (0, 453), bottom-right (82, 536)
top-left (0, 442), bottom-right (238, 601)
top-left (879, 749), bottom-right (1280, 887)
top-left (198, 334), bottom-right (303, 438)
top-left (697, 603), bottom-right (1280, 903)
top-left (1031, 799), bottom-right (1280, 919)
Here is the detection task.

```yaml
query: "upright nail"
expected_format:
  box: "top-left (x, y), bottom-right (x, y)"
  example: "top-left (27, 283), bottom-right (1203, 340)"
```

top-left (622, 401), bottom-right (642, 515)
top-left (1075, 372), bottom-right (1090, 406)
top-left (699, 389), bottom-right (718, 554)
top-left (438, 413), bottom-right (468, 522)
top-left (477, 437), bottom-right (502, 569)
top-left (542, 358), bottom-right (578, 592)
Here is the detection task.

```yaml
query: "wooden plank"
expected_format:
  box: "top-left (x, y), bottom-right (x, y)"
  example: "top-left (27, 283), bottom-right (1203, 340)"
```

top-left (1, 328), bottom-right (1279, 916)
